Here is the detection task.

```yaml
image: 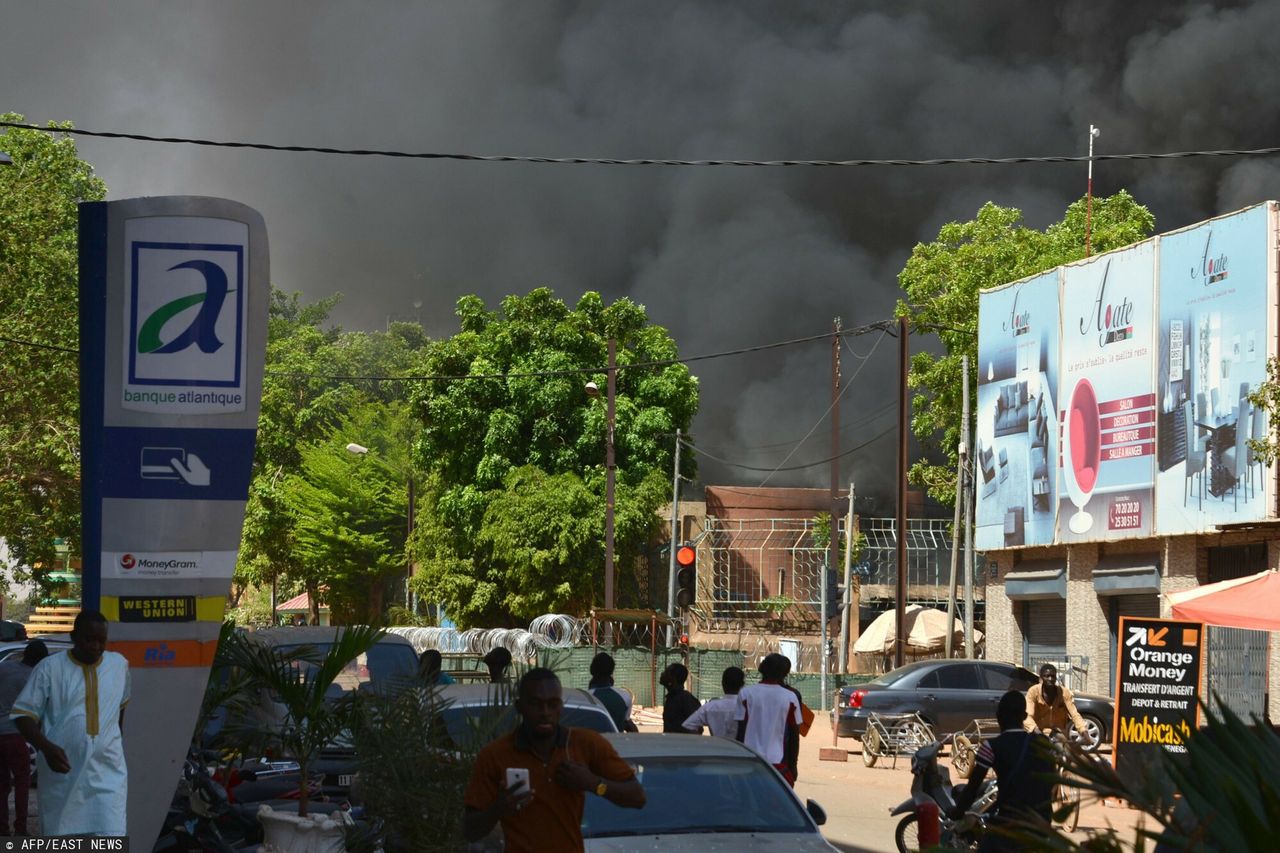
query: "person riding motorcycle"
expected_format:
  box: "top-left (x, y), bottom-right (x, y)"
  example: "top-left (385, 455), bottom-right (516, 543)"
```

top-left (1023, 663), bottom-right (1094, 745)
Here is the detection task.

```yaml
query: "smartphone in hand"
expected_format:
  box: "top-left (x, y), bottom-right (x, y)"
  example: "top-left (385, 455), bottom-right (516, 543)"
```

top-left (505, 767), bottom-right (531, 795)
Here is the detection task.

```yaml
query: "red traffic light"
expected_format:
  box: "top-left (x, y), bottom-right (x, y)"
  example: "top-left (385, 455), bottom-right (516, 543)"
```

top-left (676, 545), bottom-right (696, 567)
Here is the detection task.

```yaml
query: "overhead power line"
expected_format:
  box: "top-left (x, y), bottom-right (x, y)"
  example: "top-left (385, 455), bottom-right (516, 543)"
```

top-left (0, 320), bottom-right (894, 383)
top-left (4, 120), bottom-right (1280, 168)
top-left (679, 424), bottom-right (895, 472)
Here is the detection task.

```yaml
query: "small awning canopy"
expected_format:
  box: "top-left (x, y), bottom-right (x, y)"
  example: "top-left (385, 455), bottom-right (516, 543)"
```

top-left (1004, 559), bottom-right (1066, 600)
top-left (1093, 553), bottom-right (1161, 596)
top-left (1169, 570), bottom-right (1280, 631)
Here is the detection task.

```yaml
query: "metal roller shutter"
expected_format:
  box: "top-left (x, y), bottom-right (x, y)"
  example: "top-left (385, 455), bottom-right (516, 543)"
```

top-left (1024, 599), bottom-right (1067, 671)
top-left (1107, 594), bottom-right (1162, 696)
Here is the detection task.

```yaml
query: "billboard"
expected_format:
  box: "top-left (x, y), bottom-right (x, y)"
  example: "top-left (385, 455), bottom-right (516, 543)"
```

top-left (1155, 205), bottom-right (1271, 533)
top-left (80, 197), bottom-right (268, 847)
top-left (972, 201), bottom-right (1276, 547)
top-left (1057, 242), bottom-right (1157, 542)
top-left (975, 270), bottom-right (1060, 549)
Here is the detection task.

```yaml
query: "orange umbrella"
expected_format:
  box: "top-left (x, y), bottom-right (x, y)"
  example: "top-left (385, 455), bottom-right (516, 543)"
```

top-left (1168, 570), bottom-right (1280, 631)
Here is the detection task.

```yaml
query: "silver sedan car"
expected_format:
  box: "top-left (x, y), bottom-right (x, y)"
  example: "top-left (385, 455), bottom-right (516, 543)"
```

top-left (581, 733), bottom-right (838, 851)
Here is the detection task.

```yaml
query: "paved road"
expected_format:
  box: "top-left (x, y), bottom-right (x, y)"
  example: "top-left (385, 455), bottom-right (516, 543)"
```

top-left (639, 704), bottom-right (1149, 852)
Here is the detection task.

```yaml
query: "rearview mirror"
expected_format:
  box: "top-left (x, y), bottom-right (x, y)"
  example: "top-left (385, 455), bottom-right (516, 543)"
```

top-left (806, 798), bottom-right (827, 826)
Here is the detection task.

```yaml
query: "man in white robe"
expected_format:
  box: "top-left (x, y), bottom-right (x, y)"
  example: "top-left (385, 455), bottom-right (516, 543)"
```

top-left (11, 611), bottom-right (130, 836)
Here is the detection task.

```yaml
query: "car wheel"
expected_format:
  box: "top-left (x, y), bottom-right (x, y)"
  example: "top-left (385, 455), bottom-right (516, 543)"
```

top-left (1071, 714), bottom-right (1104, 752)
top-left (895, 814), bottom-right (919, 853)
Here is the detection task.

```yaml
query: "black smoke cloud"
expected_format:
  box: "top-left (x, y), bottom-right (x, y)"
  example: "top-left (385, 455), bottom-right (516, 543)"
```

top-left (4, 1), bottom-right (1279, 500)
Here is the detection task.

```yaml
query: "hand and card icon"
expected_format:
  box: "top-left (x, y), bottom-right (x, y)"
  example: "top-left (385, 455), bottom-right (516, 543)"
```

top-left (140, 446), bottom-right (212, 486)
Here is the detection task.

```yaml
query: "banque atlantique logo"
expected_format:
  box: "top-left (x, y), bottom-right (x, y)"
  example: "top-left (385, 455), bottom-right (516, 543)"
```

top-left (124, 235), bottom-right (247, 413)
top-left (136, 259), bottom-right (232, 356)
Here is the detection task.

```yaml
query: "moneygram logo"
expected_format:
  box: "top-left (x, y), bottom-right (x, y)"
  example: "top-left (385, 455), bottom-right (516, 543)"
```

top-left (120, 553), bottom-right (136, 570)
top-left (106, 550), bottom-right (211, 579)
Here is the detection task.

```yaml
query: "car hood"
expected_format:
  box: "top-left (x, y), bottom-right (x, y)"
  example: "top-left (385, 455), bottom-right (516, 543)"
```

top-left (586, 833), bottom-right (837, 852)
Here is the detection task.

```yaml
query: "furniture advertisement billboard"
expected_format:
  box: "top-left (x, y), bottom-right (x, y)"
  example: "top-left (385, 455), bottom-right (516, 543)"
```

top-left (1155, 203), bottom-right (1272, 534)
top-left (1057, 241), bottom-right (1158, 542)
top-left (974, 201), bottom-right (1277, 547)
top-left (975, 269), bottom-right (1060, 549)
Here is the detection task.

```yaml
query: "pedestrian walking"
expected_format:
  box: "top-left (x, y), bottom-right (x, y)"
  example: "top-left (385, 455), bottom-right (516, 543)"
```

top-left (587, 653), bottom-right (638, 732)
top-left (681, 666), bottom-right (744, 738)
top-left (463, 668), bottom-right (645, 851)
top-left (736, 653), bottom-right (801, 785)
top-left (12, 611), bottom-right (131, 836)
top-left (660, 663), bottom-right (701, 734)
top-left (0, 640), bottom-right (48, 835)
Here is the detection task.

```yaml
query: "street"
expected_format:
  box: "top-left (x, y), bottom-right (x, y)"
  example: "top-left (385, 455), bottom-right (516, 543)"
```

top-left (637, 705), bottom-right (1148, 853)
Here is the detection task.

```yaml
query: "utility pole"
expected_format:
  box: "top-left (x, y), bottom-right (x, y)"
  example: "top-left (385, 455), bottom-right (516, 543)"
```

top-left (895, 316), bottom-right (909, 669)
top-left (666, 428), bottom-right (682, 647)
top-left (839, 480), bottom-right (856, 674)
top-left (964, 399), bottom-right (976, 658)
top-left (823, 318), bottom-right (841, 708)
top-left (945, 357), bottom-right (968, 657)
top-left (605, 338), bottom-right (617, 611)
top-left (1086, 124), bottom-right (1100, 256)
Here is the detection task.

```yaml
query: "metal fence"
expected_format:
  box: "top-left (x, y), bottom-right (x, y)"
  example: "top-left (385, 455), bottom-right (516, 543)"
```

top-left (701, 516), bottom-right (984, 615)
top-left (703, 516), bottom-right (837, 616)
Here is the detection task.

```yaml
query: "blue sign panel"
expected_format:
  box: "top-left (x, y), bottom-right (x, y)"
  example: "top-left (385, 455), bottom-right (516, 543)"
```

top-left (98, 426), bottom-right (257, 501)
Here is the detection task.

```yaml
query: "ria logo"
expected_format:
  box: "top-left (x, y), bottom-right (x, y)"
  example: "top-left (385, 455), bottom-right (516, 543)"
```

top-left (136, 260), bottom-right (232, 356)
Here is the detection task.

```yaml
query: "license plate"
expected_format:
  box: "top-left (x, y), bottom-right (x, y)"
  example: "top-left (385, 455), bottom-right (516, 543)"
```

top-left (337, 775), bottom-right (353, 787)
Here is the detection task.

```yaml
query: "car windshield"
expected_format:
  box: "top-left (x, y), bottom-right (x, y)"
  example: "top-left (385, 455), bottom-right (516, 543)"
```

top-left (439, 704), bottom-right (615, 750)
top-left (274, 642), bottom-right (418, 694)
top-left (581, 756), bottom-right (814, 838)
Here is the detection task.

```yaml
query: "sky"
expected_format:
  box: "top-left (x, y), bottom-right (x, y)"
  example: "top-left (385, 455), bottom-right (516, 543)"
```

top-left (4, 1), bottom-right (1280, 503)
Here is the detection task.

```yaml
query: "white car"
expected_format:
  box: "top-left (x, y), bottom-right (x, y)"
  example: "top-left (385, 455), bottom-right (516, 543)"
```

top-left (581, 733), bottom-right (838, 851)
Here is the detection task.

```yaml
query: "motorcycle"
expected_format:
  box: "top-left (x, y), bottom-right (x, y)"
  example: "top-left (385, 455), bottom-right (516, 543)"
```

top-left (155, 751), bottom-right (264, 853)
top-left (890, 737), bottom-right (996, 853)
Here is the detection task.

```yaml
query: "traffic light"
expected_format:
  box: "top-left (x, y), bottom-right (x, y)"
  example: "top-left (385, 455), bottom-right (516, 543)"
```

top-left (824, 568), bottom-right (842, 618)
top-left (675, 544), bottom-right (697, 608)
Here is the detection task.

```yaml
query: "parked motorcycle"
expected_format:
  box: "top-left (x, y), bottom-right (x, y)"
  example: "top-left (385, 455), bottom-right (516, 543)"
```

top-left (890, 737), bottom-right (995, 853)
top-left (155, 751), bottom-right (264, 853)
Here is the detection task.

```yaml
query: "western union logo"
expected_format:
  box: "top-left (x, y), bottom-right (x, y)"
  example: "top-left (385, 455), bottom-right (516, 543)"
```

top-left (103, 595), bottom-right (225, 623)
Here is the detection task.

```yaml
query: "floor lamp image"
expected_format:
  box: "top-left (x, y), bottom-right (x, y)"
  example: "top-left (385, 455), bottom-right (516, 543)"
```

top-left (1064, 378), bottom-right (1101, 534)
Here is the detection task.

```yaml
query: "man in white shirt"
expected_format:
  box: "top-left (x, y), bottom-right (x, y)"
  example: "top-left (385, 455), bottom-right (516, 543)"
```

top-left (681, 666), bottom-right (744, 738)
top-left (735, 654), bottom-right (801, 785)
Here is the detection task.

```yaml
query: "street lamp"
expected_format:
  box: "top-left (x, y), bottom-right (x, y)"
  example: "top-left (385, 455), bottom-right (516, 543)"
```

top-left (585, 339), bottom-right (617, 612)
top-left (345, 441), bottom-right (416, 615)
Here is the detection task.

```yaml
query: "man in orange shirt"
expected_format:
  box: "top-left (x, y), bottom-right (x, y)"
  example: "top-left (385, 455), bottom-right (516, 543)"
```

top-left (1023, 663), bottom-right (1093, 745)
top-left (463, 668), bottom-right (645, 851)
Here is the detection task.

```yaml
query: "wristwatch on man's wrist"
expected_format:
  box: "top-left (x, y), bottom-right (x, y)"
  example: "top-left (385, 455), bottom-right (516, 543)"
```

top-left (594, 779), bottom-right (608, 797)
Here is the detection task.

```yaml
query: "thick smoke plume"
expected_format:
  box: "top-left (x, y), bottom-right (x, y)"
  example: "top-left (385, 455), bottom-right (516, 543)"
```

top-left (4, 1), bottom-right (1279, 499)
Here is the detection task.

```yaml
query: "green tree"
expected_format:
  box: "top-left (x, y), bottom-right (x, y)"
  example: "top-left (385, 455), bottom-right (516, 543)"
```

top-left (281, 407), bottom-right (410, 625)
top-left (409, 288), bottom-right (697, 627)
top-left (238, 289), bottom-right (428, 622)
top-left (0, 115), bottom-right (106, 583)
top-left (896, 192), bottom-right (1155, 504)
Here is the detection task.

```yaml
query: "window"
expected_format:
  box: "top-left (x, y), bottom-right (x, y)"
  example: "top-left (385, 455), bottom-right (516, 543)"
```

top-left (934, 663), bottom-right (979, 689)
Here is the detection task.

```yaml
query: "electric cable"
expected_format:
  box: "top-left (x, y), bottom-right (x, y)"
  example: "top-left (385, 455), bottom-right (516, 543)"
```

top-left (5, 120), bottom-right (1280, 168)
top-left (754, 328), bottom-right (887, 486)
top-left (679, 422), bottom-right (895, 472)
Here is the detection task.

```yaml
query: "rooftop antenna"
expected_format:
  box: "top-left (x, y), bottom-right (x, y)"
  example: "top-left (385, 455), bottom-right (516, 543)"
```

top-left (1085, 125), bottom-right (1100, 257)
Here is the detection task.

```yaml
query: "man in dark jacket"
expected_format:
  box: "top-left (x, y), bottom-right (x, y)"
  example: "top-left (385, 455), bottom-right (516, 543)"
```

top-left (659, 663), bottom-right (701, 733)
top-left (951, 690), bottom-right (1055, 851)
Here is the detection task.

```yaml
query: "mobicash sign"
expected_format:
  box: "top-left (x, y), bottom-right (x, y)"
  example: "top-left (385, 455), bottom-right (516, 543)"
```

top-left (79, 198), bottom-right (268, 848)
top-left (1112, 616), bottom-right (1203, 787)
